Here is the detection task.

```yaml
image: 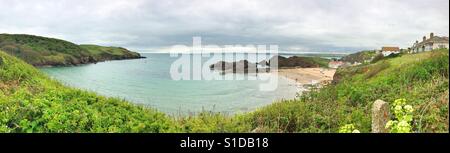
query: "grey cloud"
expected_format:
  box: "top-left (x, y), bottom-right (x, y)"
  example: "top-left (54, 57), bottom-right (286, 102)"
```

top-left (0, 0), bottom-right (448, 53)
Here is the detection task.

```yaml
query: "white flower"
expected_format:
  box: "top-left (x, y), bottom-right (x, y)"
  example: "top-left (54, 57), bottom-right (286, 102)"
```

top-left (398, 120), bottom-right (409, 127)
top-left (395, 105), bottom-right (403, 112)
top-left (404, 105), bottom-right (414, 113)
top-left (385, 121), bottom-right (394, 128)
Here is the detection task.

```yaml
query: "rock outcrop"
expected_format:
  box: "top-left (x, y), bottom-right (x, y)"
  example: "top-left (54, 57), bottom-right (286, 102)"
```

top-left (210, 55), bottom-right (330, 74)
top-left (209, 60), bottom-right (269, 74)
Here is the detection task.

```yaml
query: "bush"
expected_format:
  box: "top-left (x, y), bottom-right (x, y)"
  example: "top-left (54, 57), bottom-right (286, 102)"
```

top-left (365, 61), bottom-right (390, 79)
top-left (385, 99), bottom-right (414, 133)
top-left (371, 53), bottom-right (384, 63)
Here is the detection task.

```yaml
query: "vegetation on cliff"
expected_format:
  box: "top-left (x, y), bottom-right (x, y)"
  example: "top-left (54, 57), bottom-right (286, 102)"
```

top-left (236, 49), bottom-right (448, 133)
top-left (340, 50), bottom-right (378, 64)
top-left (0, 51), bottom-right (173, 132)
top-left (183, 49), bottom-right (449, 133)
top-left (0, 34), bottom-right (142, 66)
top-left (79, 44), bottom-right (143, 61)
top-left (274, 56), bottom-right (330, 68)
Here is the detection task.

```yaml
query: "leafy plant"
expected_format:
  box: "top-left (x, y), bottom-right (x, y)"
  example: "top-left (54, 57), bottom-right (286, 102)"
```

top-left (385, 99), bottom-right (414, 133)
top-left (338, 124), bottom-right (360, 133)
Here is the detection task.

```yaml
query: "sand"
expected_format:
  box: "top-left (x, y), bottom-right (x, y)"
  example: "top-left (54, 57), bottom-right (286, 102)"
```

top-left (277, 68), bottom-right (336, 85)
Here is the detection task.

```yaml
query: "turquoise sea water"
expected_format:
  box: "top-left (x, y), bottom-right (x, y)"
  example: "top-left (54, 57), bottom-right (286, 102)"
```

top-left (40, 53), bottom-right (305, 115)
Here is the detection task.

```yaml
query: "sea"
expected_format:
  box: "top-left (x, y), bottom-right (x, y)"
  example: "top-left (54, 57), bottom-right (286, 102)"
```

top-left (40, 53), bottom-right (343, 115)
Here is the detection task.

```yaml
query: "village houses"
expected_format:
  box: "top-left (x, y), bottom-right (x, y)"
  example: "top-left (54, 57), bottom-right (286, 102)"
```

top-left (327, 32), bottom-right (448, 69)
top-left (381, 47), bottom-right (400, 56)
top-left (328, 60), bottom-right (344, 69)
top-left (411, 32), bottom-right (449, 53)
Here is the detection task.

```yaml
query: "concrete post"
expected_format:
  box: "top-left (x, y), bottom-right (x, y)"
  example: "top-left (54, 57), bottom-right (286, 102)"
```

top-left (372, 100), bottom-right (390, 133)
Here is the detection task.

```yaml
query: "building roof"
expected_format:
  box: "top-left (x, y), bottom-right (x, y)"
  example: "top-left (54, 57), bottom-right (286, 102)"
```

top-left (414, 36), bottom-right (449, 47)
top-left (424, 36), bottom-right (449, 44)
top-left (381, 47), bottom-right (400, 51)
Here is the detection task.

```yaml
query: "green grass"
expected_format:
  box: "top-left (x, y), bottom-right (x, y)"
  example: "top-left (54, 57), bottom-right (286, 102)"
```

top-left (0, 34), bottom-right (141, 66)
top-left (79, 44), bottom-right (141, 61)
top-left (0, 51), bottom-right (174, 132)
top-left (308, 56), bottom-right (331, 68)
top-left (241, 49), bottom-right (448, 133)
top-left (80, 44), bottom-right (125, 55)
top-left (278, 56), bottom-right (331, 68)
top-left (341, 50), bottom-right (377, 64)
top-left (1, 48), bottom-right (448, 133)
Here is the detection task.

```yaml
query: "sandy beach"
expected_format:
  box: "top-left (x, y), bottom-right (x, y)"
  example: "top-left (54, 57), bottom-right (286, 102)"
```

top-left (278, 68), bottom-right (336, 85)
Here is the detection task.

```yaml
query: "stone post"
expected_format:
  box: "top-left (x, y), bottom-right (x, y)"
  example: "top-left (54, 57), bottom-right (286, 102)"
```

top-left (372, 100), bottom-right (390, 133)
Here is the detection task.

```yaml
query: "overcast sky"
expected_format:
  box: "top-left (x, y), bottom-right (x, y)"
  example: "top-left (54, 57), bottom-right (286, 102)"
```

top-left (0, 0), bottom-right (448, 53)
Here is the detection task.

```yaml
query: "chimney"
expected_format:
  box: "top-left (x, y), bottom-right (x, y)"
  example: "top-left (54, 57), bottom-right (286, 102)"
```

top-left (423, 36), bottom-right (426, 41)
top-left (430, 32), bottom-right (434, 38)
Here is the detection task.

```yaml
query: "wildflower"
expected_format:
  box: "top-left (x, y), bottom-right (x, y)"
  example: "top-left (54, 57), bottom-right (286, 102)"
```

top-left (404, 105), bottom-right (413, 113)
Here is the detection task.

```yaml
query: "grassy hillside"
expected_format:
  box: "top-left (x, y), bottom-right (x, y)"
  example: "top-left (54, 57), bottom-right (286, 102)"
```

top-left (341, 50), bottom-right (378, 64)
top-left (0, 49), bottom-right (448, 133)
top-left (178, 49), bottom-right (449, 133)
top-left (0, 51), bottom-right (174, 132)
top-left (0, 34), bottom-right (142, 66)
top-left (237, 49), bottom-right (448, 133)
top-left (79, 44), bottom-right (142, 61)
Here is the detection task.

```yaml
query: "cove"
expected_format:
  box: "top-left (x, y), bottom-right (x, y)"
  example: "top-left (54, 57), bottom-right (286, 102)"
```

top-left (40, 53), bottom-right (299, 115)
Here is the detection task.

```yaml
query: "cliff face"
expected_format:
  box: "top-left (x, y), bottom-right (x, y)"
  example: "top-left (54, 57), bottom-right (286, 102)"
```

top-left (0, 34), bottom-right (143, 67)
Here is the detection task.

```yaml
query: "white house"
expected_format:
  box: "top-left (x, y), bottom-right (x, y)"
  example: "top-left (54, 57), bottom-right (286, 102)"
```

top-left (411, 33), bottom-right (449, 53)
top-left (328, 61), bottom-right (344, 69)
top-left (381, 47), bottom-right (400, 56)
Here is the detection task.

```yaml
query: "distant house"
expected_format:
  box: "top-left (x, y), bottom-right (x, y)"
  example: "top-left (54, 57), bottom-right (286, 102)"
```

top-left (328, 61), bottom-right (344, 69)
top-left (352, 62), bottom-right (362, 66)
top-left (381, 47), bottom-right (400, 56)
top-left (411, 33), bottom-right (449, 53)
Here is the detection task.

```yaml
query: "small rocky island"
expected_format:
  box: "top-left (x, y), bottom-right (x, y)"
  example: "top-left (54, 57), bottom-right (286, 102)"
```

top-left (210, 55), bottom-right (330, 74)
top-left (209, 60), bottom-right (269, 74)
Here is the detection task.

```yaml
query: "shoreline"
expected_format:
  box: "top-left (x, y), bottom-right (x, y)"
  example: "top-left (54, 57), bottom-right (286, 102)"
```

top-left (211, 67), bottom-right (336, 100)
top-left (35, 56), bottom-right (146, 68)
top-left (277, 67), bottom-right (336, 93)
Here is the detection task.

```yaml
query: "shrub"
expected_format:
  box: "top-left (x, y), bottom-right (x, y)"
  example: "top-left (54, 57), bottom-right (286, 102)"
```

top-left (338, 124), bottom-right (360, 133)
top-left (365, 61), bottom-right (390, 79)
top-left (385, 99), bottom-right (414, 133)
top-left (371, 53), bottom-right (384, 63)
